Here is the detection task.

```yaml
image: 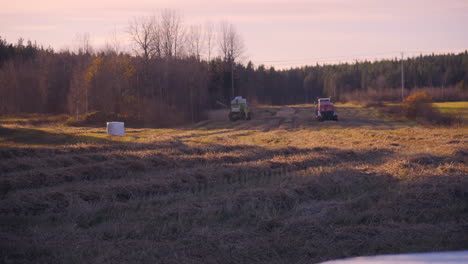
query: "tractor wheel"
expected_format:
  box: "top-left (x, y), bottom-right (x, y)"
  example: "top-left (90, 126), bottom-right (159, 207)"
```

top-left (228, 112), bottom-right (236, 122)
top-left (246, 112), bottom-right (252, 120)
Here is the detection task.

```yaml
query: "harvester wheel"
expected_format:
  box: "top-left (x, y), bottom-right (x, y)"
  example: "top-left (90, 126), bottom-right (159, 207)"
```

top-left (228, 112), bottom-right (236, 121)
top-left (240, 112), bottom-right (247, 120)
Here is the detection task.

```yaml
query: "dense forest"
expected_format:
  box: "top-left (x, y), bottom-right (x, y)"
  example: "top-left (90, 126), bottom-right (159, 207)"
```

top-left (1, 12), bottom-right (467, 125)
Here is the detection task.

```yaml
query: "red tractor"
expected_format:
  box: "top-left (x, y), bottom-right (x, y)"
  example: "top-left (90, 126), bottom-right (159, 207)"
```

top-left (315, 98), bottom-right (338, 121)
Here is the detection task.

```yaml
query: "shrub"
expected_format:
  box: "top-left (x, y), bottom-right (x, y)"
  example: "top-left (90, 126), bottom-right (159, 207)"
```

top-left (402, 91), bottom-right (434, 120)
top-left (400, 92), bottom-right (463, 125)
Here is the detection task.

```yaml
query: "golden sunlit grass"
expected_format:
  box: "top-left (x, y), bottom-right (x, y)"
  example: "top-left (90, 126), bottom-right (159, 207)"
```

top-left (433, 101), bottom-right (468, 108)
top-left (385, 101), bottom-right (468, 109)
top-left (0, 104), bottom-right (467, 263)
top-left (433, 101), bottom-right (468, 118)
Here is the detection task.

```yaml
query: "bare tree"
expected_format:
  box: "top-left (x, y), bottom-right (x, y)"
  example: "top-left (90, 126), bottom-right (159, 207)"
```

top-left (150, 17), bottom-right (162, 58)
top-left (218, 22), bottom-right (245, 63)
top-left (128, 16), bottom-right (156, 60)
top-left (74, 33), bottom-right (93, 55)
top-left (219, 22), bottom-right (230, 62)
top-left (103, 27), bottom-right (122, 55)
top-left (204, 21), bottom-right (214, 62)
top-left (128, 15), bottom-right (159, 119)
top-left (160, 9), bottom-right (184, 58)
top-left (218, 22), bottom-right (245, 97)
top-left (187, 24), bottom-right (203, 60)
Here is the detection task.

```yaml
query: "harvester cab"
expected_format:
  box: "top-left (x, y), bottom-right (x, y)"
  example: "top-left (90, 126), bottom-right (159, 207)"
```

top-left (229, 96), bottom-right (252, 121)
top-left (315, 97), bottom-right (338, 121)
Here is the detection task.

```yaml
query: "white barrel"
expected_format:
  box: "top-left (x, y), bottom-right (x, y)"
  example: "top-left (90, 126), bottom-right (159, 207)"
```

top-left (106, 122), bottom-right (125, 136)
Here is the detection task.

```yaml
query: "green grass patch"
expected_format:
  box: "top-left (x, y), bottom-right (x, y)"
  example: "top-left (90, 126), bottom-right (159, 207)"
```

top-left (334, 102), bottom-right (365, 108)
top-left (433, 101), bottom-right (468, 119)
top-left (432, 101), bottom-right (468, 108)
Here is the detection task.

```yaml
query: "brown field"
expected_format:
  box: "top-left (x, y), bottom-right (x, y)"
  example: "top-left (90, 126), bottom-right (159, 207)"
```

top-left (1, 104), bottom-right (467, 264)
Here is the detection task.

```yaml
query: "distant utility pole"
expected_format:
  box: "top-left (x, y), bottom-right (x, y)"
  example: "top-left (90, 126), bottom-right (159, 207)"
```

top-left (401, 52), bottom-right (405, 102)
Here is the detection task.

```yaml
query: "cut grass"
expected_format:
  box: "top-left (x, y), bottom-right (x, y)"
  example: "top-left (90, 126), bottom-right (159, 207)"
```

top-left (0, 124), bottom-right (182, 147)
top-left (0, 104), bottom-right (467, 263)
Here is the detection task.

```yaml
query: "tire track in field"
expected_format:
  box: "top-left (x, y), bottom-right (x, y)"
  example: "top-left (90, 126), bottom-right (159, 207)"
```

top-left (199, 105), bottom-right (400, 131)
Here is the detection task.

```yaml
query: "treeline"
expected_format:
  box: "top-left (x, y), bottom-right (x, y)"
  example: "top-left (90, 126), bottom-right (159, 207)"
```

top-left (0, 43), bottom-right (212, 125)
top-left (231, 52), bottom-right (468, 105)
top-left (258, 52), bottom-right (468, 104)
top-left (0, 10), bottom-right (248, 126)
top-left (1, 11), bottom-right (467, 126)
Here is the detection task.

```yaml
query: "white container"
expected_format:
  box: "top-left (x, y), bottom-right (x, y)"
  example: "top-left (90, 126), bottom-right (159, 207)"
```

top-left (106, 122), bottom-right (125, 136)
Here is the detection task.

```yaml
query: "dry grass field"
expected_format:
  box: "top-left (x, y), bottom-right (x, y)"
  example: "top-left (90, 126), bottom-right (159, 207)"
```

top-left (1, 103), bottom-right (467, 263)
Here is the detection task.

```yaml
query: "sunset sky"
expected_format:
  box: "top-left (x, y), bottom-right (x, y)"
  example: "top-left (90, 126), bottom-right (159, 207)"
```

top-left (1, 0), bottom-right (467, 68)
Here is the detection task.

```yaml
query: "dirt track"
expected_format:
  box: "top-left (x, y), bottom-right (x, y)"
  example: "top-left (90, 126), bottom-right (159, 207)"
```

top-left (199, 104), bottom-right (402, 131)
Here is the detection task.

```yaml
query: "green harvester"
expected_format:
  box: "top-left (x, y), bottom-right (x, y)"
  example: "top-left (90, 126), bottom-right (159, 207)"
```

top-left (229, 96), bottom-right (252, 121)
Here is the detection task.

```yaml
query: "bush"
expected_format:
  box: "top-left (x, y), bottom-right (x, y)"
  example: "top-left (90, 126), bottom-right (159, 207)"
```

top-left (402, 91), bottom-right (434, 120)
top-left (400, 92), bottom-right (463, 125)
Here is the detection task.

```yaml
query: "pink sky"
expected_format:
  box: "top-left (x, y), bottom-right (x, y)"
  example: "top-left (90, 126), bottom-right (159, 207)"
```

top-left (1, 0), bottom-right (467, 68)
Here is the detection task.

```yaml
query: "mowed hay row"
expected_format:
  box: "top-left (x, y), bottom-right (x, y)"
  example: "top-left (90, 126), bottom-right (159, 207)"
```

top-left (1, 163), bottom-right (467, 264)
top-left (0, 142), bottom-right (405, 217)
top-left (1, 123), bottom-right (468, 264)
